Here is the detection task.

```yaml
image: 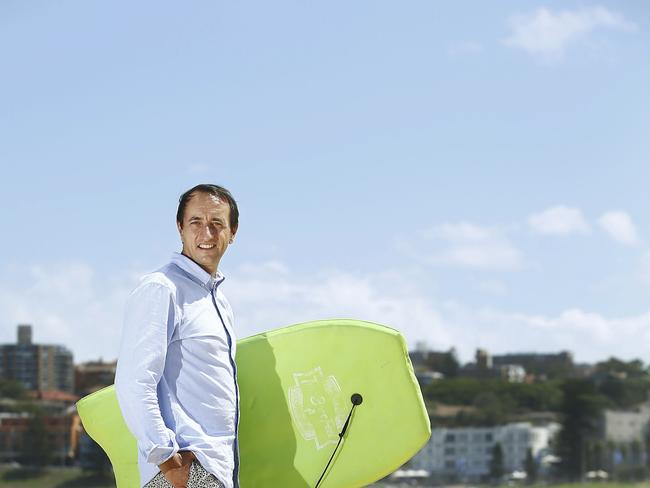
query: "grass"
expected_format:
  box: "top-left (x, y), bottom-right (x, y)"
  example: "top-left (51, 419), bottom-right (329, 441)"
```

top-left (0, 467), bottom-right (115, 488)
top-left (544, 485), bottom-right (650, 488)
top-left (491, 485), bottom-right (650, 488)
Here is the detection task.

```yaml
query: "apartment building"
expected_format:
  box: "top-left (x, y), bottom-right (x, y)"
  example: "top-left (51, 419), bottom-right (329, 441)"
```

top-left (0, 324), bottom-right (74, 393)
top-left (410, 421), bottom-right (560, 481)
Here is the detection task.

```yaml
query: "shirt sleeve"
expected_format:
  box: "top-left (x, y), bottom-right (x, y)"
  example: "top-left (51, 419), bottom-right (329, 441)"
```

top-left (115, 280), bottom-right (180, 466)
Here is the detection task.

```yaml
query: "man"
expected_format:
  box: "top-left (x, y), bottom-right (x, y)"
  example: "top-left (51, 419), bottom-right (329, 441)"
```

top-left (115, 184), bottom-right (240, 488)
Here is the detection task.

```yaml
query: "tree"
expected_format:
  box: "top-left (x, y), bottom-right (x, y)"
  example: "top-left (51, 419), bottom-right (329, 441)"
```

top-left (0, 379), bottom-right (26, 399)
top-left (441, 348), bottom-right (460, 378)
top-left (629, 440), bottom-right (642, 465)
top-left (596, 357), bottom-right (647, 378)
top-left (489, 443), bottom-right (504, 482)
top-left (525, 448), bottom-right (537, 484)
top-left (473, 392), bottom-right (506, 426)
top-left (21, 408), bottom-right (53, 469)
top-left (590, 440), bottom-right (605, 470)
top-left (557, 379), bottom-right (607, 481)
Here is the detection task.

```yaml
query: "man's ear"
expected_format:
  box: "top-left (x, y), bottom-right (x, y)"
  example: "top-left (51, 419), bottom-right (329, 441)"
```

top-left (231, 224), bottom-right (238, 238)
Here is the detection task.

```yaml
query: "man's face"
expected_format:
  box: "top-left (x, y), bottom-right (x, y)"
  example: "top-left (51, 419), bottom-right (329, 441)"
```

top-left (177, 192), bottom-right (237, 275)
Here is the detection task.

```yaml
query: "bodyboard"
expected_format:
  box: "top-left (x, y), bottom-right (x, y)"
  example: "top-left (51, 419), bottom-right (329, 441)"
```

top-left (77, 319), bottom-right (431, 487)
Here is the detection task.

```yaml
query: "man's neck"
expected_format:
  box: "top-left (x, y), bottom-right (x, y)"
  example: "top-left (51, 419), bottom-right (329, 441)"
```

top-left (181, 251), bottom-right (218, 277)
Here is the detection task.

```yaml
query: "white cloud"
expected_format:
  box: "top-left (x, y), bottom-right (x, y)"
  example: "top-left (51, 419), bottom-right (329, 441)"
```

top-left (598, 210), bottom-right (640, 246)
top-left (3, 259), bottom-right (649, 366)
top-left (502, 6), bottom-right (637, 62)
top-left (0, 260), bottom-right (454, 362)
top-left (427, 222), bottom-right (524, 271)
top-left (227, 262), bottom-right (650, 363)
top-left (442, 304), bottom-right (650, 363)
top-left (0, 262), bottom-right (138, 363)
top-left (227, 262), bottom-right (453, 350)
top-left (528, 205), bottom-right (590, 235)
top-left (447, 41), bottom-right (483, 57)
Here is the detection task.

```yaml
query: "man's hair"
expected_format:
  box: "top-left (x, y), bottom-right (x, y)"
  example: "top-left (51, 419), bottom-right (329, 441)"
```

top-left (176, 184), bottom-right (239, 230)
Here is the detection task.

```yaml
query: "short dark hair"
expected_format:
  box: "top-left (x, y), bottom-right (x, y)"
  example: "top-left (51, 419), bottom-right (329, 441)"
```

top-left (176, 184), bottom-right (239, 230)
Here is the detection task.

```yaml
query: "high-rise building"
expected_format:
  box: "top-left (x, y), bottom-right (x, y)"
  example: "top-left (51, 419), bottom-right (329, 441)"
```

top-left (0, 324), bottom-right (74, 393)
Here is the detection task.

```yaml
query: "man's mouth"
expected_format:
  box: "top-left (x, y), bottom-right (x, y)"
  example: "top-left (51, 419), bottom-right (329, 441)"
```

top-left (198, 244), bottom-right (216, 249)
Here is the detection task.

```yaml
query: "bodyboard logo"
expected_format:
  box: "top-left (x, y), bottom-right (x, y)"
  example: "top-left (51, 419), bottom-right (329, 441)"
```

top-left (288, 366), bottom-right (346, 450)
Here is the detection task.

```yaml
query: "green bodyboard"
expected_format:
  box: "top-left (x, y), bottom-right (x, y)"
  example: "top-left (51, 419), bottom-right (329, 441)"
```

top-left (77, 319), bottom-right (431, 487)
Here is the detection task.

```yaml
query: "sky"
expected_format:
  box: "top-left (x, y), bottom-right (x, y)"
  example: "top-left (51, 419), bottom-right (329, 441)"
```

top-left (1, 1), bottom-right (649, 364)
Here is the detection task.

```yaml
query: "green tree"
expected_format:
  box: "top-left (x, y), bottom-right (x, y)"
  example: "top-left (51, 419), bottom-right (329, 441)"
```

top-left (0, 379), bottom-right (26, 399)
top-left (441, 348), bottom-right (460, 378)
top-left (557, 380), bottom-right (607, 481)
top-left (597, 376), bottom-right (650, 408)
top-left (596, 357), bottom-right (647, 378)
top-left (489, 443), bottom-right (504, 482)
top-left (21, 408), bottom-right (53, 469)
top-left (631, 440), bottom-right (642, 466)
top-left (473, 392), bottom-right (506, 425)
top-left (591, 440), bottom-right (605, 470)
top-left (524, 448), bottom-right (537, 484)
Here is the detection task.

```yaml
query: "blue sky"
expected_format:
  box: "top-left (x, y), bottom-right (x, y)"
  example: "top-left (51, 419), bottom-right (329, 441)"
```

top-left (1, 1), bottom-right (649, 364)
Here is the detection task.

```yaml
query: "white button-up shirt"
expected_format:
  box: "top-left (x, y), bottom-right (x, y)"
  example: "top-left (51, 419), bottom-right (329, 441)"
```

top-left (115, 253), bottom-right (239, 488)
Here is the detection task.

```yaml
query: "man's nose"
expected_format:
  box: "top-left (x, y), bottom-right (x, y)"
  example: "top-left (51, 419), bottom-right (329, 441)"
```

top-left (202, 224), bottom-right (214, 238)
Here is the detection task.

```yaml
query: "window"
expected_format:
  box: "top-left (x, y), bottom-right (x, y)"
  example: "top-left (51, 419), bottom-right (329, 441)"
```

top-left (485, 433), bottom-right (493, 442)
top-left (445, 433), bottom-right (456, 443)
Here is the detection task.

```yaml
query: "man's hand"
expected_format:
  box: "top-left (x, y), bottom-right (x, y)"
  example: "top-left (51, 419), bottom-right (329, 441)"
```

top-left (159, 451), bottom-right (194, 488)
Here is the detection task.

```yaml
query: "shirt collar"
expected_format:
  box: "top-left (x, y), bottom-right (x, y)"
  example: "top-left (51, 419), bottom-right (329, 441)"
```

top-left (171, 252), bottom-right (225, 288)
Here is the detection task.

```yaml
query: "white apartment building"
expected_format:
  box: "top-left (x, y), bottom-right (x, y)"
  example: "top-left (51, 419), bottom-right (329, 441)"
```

top-left (409, 422), bottom-right (560, 480)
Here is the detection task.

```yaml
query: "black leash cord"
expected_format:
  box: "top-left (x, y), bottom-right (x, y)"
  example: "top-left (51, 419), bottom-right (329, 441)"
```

top-left (314, 393), bottom-right (363, 488)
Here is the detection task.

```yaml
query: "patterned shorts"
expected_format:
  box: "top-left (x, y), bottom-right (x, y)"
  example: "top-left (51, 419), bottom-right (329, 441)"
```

top-left (143, 461), bottom-right (225, 488)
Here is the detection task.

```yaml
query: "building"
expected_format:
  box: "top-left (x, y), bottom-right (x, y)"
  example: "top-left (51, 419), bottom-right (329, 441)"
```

top-left (0, 324), bottom-right (74, 393)
top-left (500, 364), bottom-right (526, 383)
top-left (461, 349), bottom-right (527, 383)
top-left (0, 411), bottom-right (74, 464)
top-left (600, 403), bottom-right (650, 444)
top-left (410, 347), bottom-right (460, 378)
top-left (492, 352), bottom-right (574, 379)
top-left (587, 401), bottom-right (650, 472)
top-left (0, 384), bottom-right (78, 464)
top-left (410, 421), bottom-right (560, 482)
top-left (476, 349), bottom-right (492, 371)
top-left (74, 359), bottom-right (117, 396)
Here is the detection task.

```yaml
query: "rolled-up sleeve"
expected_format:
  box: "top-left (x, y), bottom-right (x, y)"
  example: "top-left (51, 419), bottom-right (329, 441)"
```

top-left (115, 281), bottom-right (179, 466)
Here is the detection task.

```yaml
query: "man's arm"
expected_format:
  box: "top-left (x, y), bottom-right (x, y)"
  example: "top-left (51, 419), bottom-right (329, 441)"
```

top-left (115, 281), bottom-right (181, 469)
